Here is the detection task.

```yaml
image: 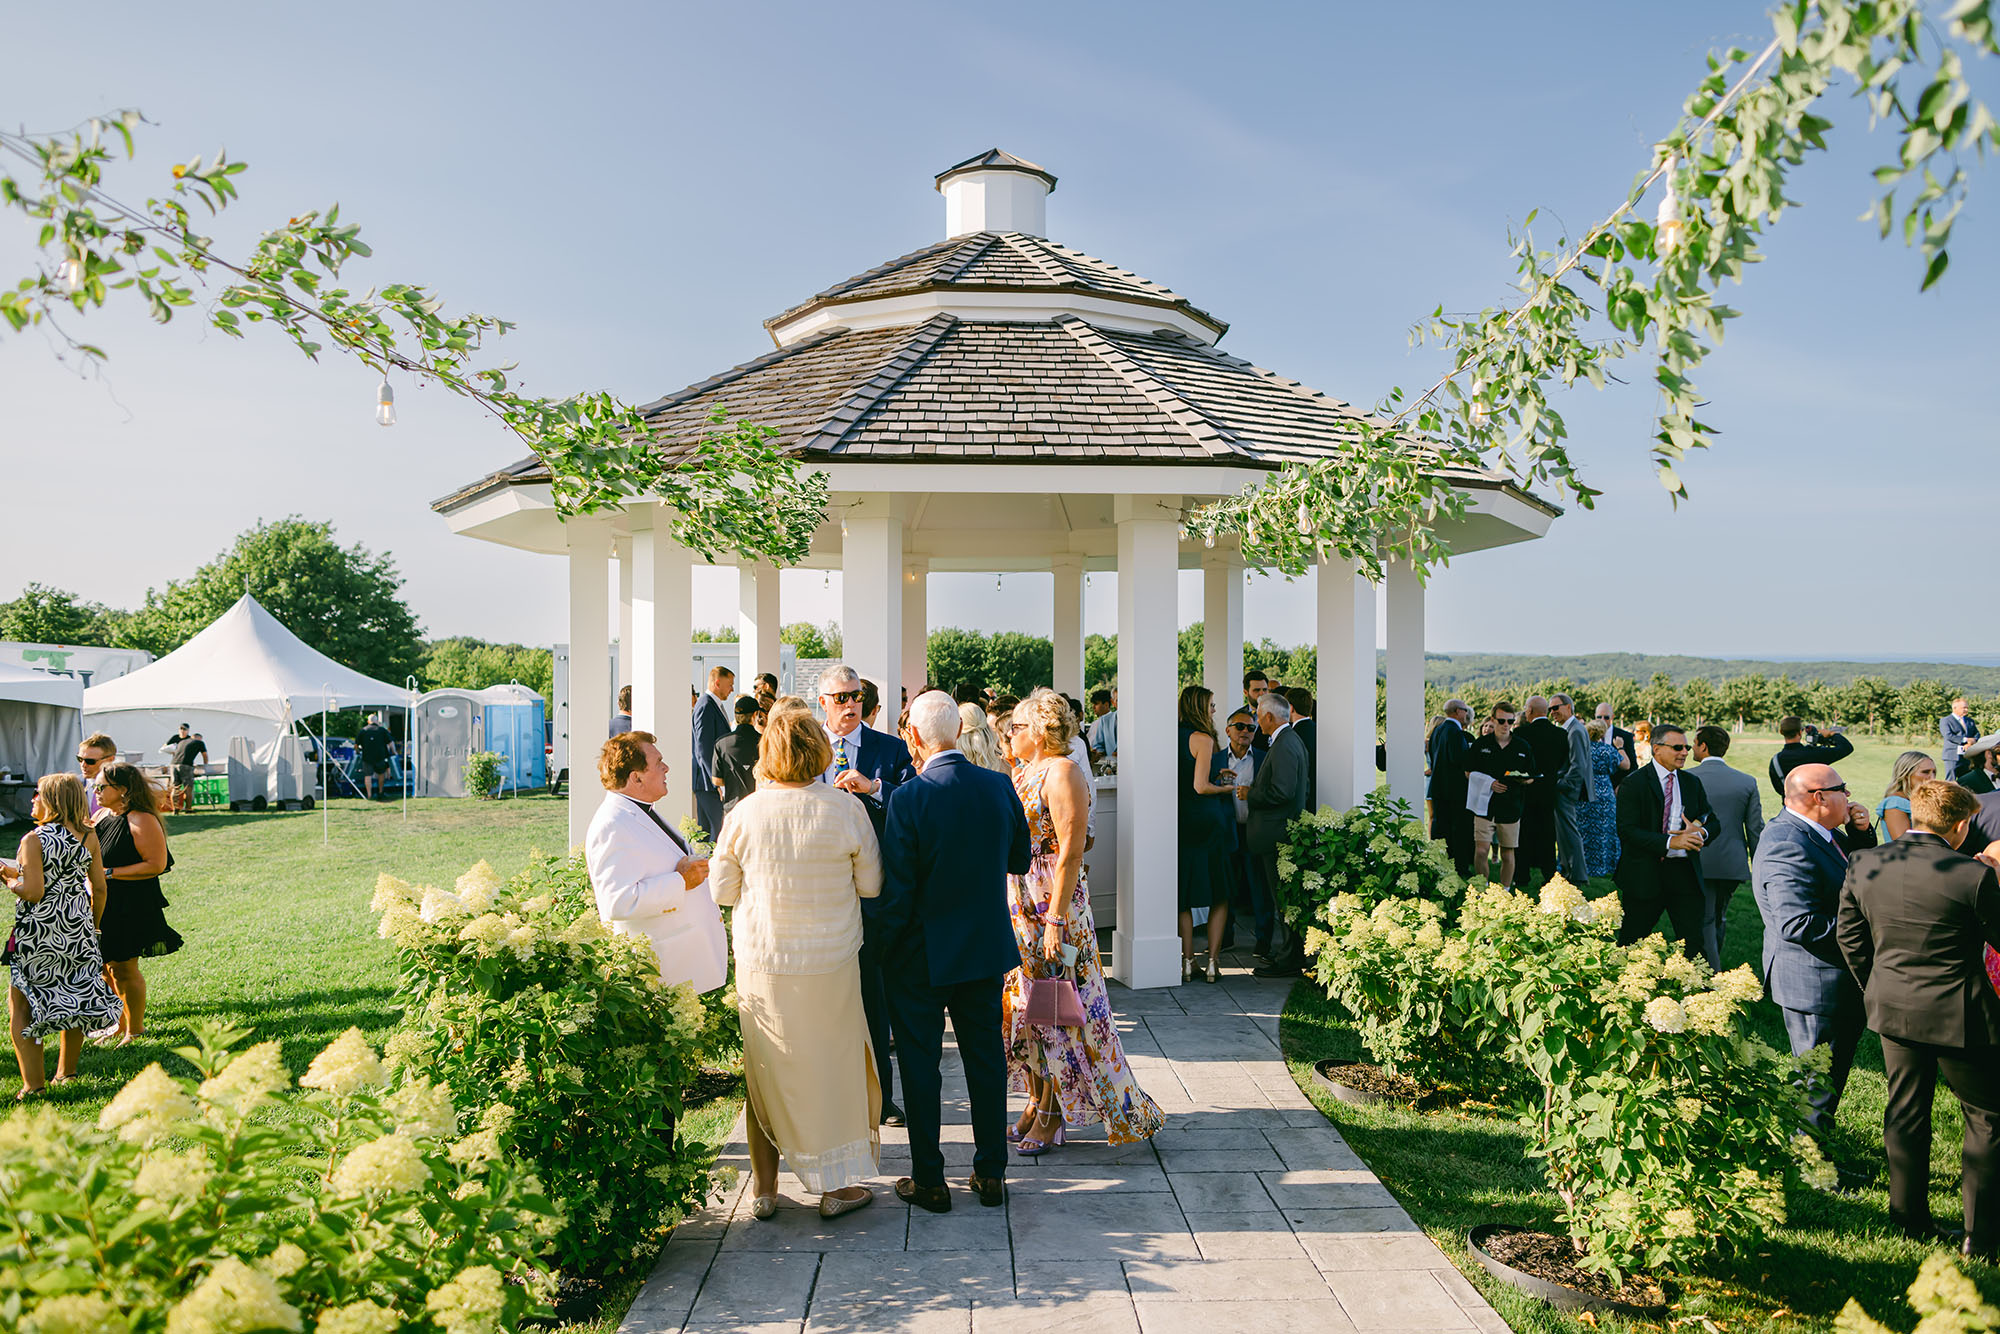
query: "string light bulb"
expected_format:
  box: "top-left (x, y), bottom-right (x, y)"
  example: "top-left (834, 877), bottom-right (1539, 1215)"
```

top-left (56, 254), bottom-right (86, 292)
top-left (1655, 157), bottom-right (1687, 255)
top-left (1203, 533), bottom-right (1215, 549)
top-left (1296, 502), bottom-right (1312, 536)
top-left (1467, 377), bottom-right (1491, 429)
top-left (374, 377), bottom-right (396, 427)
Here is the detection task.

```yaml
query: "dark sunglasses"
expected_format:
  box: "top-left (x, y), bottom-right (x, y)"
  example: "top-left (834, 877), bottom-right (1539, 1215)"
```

top-left (825, 690), bottom-right (863, 704)
top-left (1808, 783), bottom-right (1850, 796)
top-left (1657, 742), bottom-right (1690, 752)
top-left (1227, 722), bottom-right (1255, 731)
top-left (1493, 717), bottom-right (1518, 726)
top-left (77, 755), bottom-right (103, 766)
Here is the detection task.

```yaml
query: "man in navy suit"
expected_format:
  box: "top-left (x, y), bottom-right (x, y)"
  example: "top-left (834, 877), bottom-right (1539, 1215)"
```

top-left (818, 664), bottom-right (918, 1126)
top-left (690, 666), bottom-right (733, 840)
top-left (1753, 761), bottom-right (1868, 1140)
top-left (1943, 698), bottom-right (1983, 780)
top-left (875, 691), bottom-right (1032, 1213)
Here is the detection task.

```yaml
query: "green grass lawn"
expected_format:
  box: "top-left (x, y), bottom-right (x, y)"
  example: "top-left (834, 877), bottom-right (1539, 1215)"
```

top-left (1282, 862), bottom-right (2000, 1333)
top-left (3, 793), bottom-right (742, 1331)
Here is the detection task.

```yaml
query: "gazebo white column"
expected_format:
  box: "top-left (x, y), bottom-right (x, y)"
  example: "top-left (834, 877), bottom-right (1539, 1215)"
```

top-left (1316, 557), bottom-right (1378, 811)
top-left (1202, 546), bottom-right (1243, 727)
top-left (1113, 496), bottom-right (1180, 989)
top-left (632, 514), bottom-right (694, 828)
top-left (842, 502), bottom-right (903, 717)
top-left (738, 561), bottom-right (781, 689)
top-left (1051, 555), bottom-right (1085, 699)
top-left (565, 514), bottom-right (614, 848)
top-left (1384, 558), bottom-right (1427, 814)
top-left (615, 537), bottom-right (633, 695)
top-left (902, 559), bottom-right (929, 700)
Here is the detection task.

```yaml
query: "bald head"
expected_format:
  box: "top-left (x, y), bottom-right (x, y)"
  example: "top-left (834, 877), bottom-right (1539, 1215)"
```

top-left (1525, 696), bottom-right (1549, 720)
top-left (1784, 762), bottom-right (1849, 830)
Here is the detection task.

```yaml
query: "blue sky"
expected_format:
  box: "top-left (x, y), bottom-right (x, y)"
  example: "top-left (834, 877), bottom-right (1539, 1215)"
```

top-left (4, 2), bottom-right (1994, 658)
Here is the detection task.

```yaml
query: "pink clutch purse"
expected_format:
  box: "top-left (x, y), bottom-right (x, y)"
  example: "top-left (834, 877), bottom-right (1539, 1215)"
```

top-left (1023, 970), bottom-right (1086, 1028)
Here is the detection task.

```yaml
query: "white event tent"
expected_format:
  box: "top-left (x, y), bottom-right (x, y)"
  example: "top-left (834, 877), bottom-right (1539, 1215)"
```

top-left (0, 662), bottom-right (85, 821)
top-left (82, 595), bottom-right (411, 760)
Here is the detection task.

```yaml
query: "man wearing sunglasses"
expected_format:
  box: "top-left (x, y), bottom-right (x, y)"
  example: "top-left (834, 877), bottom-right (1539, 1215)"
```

top-left (77, 732), bottom-right (117, 815)
top-left (818, 663), bottom-right (917, 1128)
top-left (1614, 724), bottom-right (1713, 960)
top-left (1753, 761), bottom-right (1872, 1146)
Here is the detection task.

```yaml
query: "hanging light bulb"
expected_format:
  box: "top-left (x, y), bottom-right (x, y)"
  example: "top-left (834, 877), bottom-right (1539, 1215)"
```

top-left (1296, 501), bottom-right (1313, 536)
top-left (56, 254), bottom-right (86, 293)
top-left (1203, 533), bottom-right (1215, 549)
top-left (374, 377), bottom-right (396, 427)
top-left (1655, 157), bottom-right (1687, 256)
top-left (995, 573), bottom-right (1003, 591)
top-left (1467, 377), bottom-right (1492, 429)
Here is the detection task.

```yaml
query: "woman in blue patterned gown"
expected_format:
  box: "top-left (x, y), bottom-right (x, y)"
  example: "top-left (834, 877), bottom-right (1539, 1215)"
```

top-left (4, 774), bottom-right (122, 1098)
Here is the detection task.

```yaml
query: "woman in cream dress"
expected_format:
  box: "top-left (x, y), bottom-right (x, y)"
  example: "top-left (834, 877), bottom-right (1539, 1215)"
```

top-left (711, 705), bottom-right (883, 1220)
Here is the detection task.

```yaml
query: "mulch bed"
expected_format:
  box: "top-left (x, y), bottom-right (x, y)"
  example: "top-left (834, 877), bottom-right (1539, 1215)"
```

top-left (1316, 1059), bottom-right (1422, 1101)
top-left (1483, 1229), bottom-right (1669, 1309)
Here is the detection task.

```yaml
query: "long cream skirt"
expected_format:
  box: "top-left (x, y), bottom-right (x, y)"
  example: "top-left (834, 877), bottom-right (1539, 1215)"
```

top-left (737, 961), bottom-right (881, 1193)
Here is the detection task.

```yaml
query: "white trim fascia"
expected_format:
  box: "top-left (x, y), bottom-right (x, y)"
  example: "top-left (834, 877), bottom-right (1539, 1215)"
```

top-left (770, 289), bottom-right (1222, 346)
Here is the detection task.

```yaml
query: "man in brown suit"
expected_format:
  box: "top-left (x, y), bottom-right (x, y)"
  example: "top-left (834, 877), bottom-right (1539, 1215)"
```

top-left (1838, 780), bottom-right (2000, 1260)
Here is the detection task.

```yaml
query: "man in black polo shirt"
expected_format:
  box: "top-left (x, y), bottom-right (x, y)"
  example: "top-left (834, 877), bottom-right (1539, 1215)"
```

top-left (170, 730), bottom-right (208, 813)
top-left (1768, 715), bottom-right (1854, 796)
top-left (711, 695), bottom-right (763, 813)
top-left (1466, 701), bottom-right (1537, 887)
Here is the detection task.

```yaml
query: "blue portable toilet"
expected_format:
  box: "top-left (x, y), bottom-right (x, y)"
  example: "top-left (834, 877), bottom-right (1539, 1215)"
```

top-left (478, 684), bottom-right (547, 793)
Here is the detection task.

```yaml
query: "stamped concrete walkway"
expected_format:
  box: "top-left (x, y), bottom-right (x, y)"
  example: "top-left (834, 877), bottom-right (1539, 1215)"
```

top-left (620, 955), bottom-right (1507, 1334)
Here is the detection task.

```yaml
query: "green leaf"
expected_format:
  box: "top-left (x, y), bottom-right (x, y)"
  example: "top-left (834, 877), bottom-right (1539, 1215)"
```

top-left (1921, 249), bottom-right (1950, 290)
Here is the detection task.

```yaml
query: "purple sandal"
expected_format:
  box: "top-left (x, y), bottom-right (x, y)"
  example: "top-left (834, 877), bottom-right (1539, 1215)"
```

top-left (1015, 1111), bottom-right (1065, 1157)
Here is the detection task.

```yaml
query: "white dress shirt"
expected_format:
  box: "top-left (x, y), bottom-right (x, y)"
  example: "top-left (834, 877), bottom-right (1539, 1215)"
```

top-left (1227, 746), bottom-right (1257, 824)
top-left (1653, 760), bottom-right (1688, 858)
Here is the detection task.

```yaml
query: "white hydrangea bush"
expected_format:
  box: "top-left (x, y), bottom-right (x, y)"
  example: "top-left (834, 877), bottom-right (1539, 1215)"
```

top-left (1454, 880), bottom-right (1818, 1280)
top-left (0, 1025), bottom-right (555, 1334)
top-left (373, 852), bottom-right (725, 1279)
top-left (1275, 792), bottom-right (1466, 938)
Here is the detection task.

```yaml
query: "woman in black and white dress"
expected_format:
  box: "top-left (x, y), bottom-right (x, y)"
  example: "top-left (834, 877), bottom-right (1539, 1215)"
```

top-left (3, 774), bottom-right (122, 1098)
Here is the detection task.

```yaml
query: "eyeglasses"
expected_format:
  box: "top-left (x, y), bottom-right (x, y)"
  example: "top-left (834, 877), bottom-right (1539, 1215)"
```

top-left (1808, 783), bottom-right (1850, 796)
top-left (1005, 722), bottom-right (1029, 734)
top-left (825, 690), bottom-right (863, 704)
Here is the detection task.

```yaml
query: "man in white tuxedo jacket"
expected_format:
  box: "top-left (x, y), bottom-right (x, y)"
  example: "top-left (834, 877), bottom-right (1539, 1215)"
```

top-left (585, 731), bottom-right (728, 994)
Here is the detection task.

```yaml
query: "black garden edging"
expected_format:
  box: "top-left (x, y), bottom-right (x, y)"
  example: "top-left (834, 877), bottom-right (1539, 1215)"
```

top-left (1467, 1224), bottom-right (1669, 1316)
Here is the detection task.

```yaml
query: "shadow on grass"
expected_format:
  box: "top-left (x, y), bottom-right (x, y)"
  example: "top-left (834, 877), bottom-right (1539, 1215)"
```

top-left (1280, 980), bottom-right (2000, 1333)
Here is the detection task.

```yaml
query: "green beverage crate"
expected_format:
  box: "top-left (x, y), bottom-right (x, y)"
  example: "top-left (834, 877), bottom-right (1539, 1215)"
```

top-left (191, 775), bottom-right (228, 808)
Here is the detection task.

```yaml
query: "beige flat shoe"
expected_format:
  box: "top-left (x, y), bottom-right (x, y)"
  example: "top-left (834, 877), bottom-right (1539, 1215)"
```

top-left (818, 1188), bottom-right (873, 1220)
top-left (750, 1194), bottom-right (779, 1221)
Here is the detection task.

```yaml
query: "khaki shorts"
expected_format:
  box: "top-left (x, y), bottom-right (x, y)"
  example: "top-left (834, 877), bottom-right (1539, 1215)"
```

top-left (1472, 816), bottom-right (1520, 849)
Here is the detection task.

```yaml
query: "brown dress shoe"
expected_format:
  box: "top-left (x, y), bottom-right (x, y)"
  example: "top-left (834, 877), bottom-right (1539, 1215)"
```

top-left (967, 1173), bottom-right (1005, 1207)
top-left (894, 1177), bottom-right (952, 1214)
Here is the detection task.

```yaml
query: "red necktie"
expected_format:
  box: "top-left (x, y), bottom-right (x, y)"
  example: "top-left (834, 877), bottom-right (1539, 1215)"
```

top-left (1661, 770), bottom-right (1676, 835)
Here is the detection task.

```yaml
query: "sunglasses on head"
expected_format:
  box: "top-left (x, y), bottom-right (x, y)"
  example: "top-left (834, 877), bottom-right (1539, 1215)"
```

top-left (826, 690), bottom-right (863, 704)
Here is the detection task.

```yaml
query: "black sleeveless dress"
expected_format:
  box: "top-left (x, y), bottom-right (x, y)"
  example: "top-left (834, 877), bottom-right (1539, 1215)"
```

top-left (95, 812), bottom-right (183, 964)
top-left (1176, 724), bottom-right (1237, 911)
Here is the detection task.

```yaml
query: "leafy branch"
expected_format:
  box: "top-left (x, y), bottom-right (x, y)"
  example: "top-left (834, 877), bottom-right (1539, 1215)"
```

top-left (1186, 0), bottom-right (2000, 579)
top-left (0, 112), bottom-right (826, 565)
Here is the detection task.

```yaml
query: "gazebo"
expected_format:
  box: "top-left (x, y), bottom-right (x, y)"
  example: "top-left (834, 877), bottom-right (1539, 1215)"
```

top-left (434, 149), bottom-right (1556, 988)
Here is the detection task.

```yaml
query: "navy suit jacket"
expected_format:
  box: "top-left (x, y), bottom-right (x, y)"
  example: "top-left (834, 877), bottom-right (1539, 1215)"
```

top-left (875, 751), bottom-right (1032, 987)
top-left (691, 694), bottom-right (730, 790)
top-left (837, 723), bottom-right (917, 836)
top-left (1752, 810), bottom-right (1857, 1015)
top-left (1942, 713), bottom-right (1981, 773)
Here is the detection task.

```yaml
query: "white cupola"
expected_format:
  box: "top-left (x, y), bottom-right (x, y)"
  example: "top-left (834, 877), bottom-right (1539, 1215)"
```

top-left (935, 149), bottom-right (1057, 237)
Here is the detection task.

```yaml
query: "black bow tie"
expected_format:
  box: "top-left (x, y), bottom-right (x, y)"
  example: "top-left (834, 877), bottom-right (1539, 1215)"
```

top-left (628, 797), bottom-right (687, 851)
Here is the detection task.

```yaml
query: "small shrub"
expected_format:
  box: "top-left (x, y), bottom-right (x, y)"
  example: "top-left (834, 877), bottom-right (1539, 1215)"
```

top-left (0, 1024), bottom-right (556, 1334)
top-left (1837, 1252), bottom-right (1999, 1333)
top-left (464, 751), bottom-right (504, 799)
top-left (373, 855), bottom-right (724, 1278)
top-left (1276, 791), bottom-right (1464, 930)
top-left (1455, 879), bottom-right (1812, 1279)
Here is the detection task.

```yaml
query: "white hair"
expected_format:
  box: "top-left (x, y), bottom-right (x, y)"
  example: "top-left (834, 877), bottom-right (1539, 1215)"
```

top-left (908, 691), bottom-right (963, 752)
top-left (1258, 694), bottom-right (1292, 722)
top-left (818, 664), bottom-right (861, 693)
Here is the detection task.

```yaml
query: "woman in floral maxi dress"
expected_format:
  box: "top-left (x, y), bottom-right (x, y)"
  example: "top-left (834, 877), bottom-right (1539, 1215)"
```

top-left (1000, 689), bottom-right (1165, 1154)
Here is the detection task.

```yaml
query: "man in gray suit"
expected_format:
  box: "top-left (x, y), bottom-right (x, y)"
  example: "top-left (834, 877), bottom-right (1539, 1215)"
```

top-left (1245, 694), bottom-right (1311, 979)
top-left (1550, 693), bottom-right (1596, 883)
top-left (1690, 725), bottom-right (1765, 969)
top-left (1943, 697), bottom-right (1982, 779)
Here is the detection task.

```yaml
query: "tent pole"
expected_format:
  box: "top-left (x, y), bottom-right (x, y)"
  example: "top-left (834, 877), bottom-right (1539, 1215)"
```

top-left (403, 676), bottom-right (418, 822)
top-left (321, 684), bottom-right (332, 846)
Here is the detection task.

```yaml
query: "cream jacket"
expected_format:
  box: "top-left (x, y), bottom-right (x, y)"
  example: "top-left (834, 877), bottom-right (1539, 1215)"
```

top-left (710, 784), bottom-right (881, 976)
top-left (584, 793), bottom-right (729, 994)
